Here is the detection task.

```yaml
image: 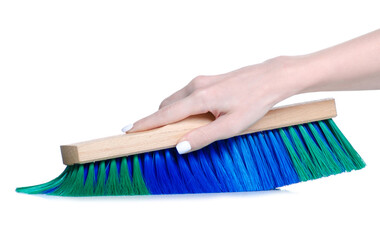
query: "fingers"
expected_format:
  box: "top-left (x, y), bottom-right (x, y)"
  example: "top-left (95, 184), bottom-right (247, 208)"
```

top-left (159, 75), bottom-right (222, 109)
top-left (176, 113), bottom-right (247, 154)
top-left (159, 86), bottom-right (188, 109)
top-left (123, 94), bottom-right (207, 133)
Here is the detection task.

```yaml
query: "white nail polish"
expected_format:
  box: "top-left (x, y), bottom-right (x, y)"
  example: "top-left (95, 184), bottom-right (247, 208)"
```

top-left (176, 141), bottom-right (191, 154)
top-left (121, 123), bottom-right (134, 133)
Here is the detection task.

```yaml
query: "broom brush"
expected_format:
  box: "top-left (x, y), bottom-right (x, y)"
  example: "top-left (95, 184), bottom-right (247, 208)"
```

top-left (16, 98), bottom-right (365, 196)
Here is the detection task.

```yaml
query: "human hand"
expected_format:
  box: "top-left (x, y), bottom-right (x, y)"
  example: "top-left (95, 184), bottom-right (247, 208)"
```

top-left (122, 29), bottom-right (380, 154)
top-left (122, 56), bottom-right (304, 154)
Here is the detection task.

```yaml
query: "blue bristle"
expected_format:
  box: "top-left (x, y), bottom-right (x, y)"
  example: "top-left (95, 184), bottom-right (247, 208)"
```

top-left (208, 144), bottom-right (238, 192)
top-left (23, 119), bottom-right (364, 196)
top-left (303, 124), bottom-right (319, 144)
top-left (293, 126), bottom-right (309, 150)
top-left (226, 137), bottom-right (254, 191)
top-left (137, 156), bottom-right (143, 170)
top-left (289, 126), bottom-right (305, 151)
top-left (154, 151), bottom-right (176, 194)
top-left (304, 123), bottom-right (339, 170)
top-left (258, 133), bottom-right (285, 187)
top-left (187, 151), bottom-right (218, 193)
top-left (83, 164), bottom-right (89, 185)
top-left (216, 141), bottom-right (245, 192)
top-left (234, 136), bottom-right (263, 190)
top-left (105, 160), bottom-right (110, 181)
top-left (297, 125), bottom-right (328, 174)
top-left (263, 132), bottom-right (286, 181)
top-left (196, 149), bottom-right (222, 192)
top-left (143, 152), bottom-right (161, 194)
top-left (165, 149), bottom-right (189, 194)
top-left (175, 152), bottom-right (204, 193)
top-left (127, 156), bottom-right (133, 178)
top-left (281, 127), bottom-right (313, 177)
top-left (116, 158), bottom-right (122, 175)
top-left (312, 122), bottom-right (344, 171)
top-left (311, 123), bottom-right (329, 144)
top-left (270, 130), bottom-right (299, 185)
top-left (282, 127), bottom-right (300, 158)
top-left (43, 186), bottom-right (59, 194)
top-left (247, 134), bottom-right (275, 190)
top-left (318, 121), bottom-right (351, 158)
top-left (94, 162), bottom-right (99, 184)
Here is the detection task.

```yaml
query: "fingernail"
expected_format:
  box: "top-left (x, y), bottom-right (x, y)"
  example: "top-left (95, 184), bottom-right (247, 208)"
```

top-left (176, 141), bottom-right (191, 154)
top-left (121, 123), bottom-right (134, 133)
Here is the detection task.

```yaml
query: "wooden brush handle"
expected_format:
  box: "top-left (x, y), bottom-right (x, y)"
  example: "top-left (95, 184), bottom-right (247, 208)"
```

top-left (61, 98), bottom-right (337, 165)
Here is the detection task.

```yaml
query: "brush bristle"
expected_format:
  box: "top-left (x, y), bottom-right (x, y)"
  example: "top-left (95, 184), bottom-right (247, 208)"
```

top-left (16, 119), bottom-right (365, 196)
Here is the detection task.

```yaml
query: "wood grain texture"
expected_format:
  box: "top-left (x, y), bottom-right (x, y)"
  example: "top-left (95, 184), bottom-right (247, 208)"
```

top-left (61, 98), bottom-right (337, 165)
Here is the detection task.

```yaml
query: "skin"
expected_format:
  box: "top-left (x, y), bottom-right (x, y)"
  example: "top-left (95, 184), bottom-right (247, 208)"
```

top-left (124, 29), bottom-right (380, 153)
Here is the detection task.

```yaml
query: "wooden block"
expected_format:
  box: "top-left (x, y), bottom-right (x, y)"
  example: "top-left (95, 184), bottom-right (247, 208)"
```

top-left (61, 98), bottom-right (337, 165)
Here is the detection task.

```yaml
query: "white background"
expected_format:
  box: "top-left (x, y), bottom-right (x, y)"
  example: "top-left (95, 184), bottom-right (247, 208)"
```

top-left (1, 1), bottom-right (379, 239)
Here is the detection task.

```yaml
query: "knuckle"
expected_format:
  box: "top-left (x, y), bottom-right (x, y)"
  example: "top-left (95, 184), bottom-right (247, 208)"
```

top-left (187, 89), bottom-right (208, 113)
top-left (159, 99), bottom-right (169, 109)
top-left (188, 128), bottom-right (210, 149)
top-left (192, 88), bottom-right (209, 102)
top-left (191, 86), bottom-right (218, 113)
top-left (189, 75), bottom-right (208, 90)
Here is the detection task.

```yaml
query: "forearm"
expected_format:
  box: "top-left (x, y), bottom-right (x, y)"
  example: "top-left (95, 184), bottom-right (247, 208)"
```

top-left (293, 29), bottom-right (380, 93)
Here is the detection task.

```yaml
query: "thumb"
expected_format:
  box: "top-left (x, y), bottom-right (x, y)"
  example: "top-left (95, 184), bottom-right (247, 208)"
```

top-left (175, 114), bottom-right (245, 154)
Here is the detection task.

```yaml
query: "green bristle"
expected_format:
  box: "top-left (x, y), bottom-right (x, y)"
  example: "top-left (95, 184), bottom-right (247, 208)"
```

top-left (68, 165), bottom-right (86, 196)
top-left (279, 129), bottom-right (311, 181)
top-left (325, 119), bottom-right (366, 170)
top-left (132, 155), bottom-right (150, 195)
top-left (94, 161), bottom-right (106, 196)
top-left (17, 157), bottom-right (149, 196)
top-left (298, 125), bottom-right (334, 176)
top-left (307, 123), bottom-right (342, 175)
top-left (83, 163), bottom-right (95, 195)
top-left (119, 157), bottom-right (134, 195)
top-left (318, 121), bottom-right (356, 171)
top-left (53, 166), bottom-right (78, 195)
top-left (105, 159), bottom-right (122, 196)
top-left (288, 126), bottom-right (322, 179)
top-left (16, 167), bottom-right (69, 194)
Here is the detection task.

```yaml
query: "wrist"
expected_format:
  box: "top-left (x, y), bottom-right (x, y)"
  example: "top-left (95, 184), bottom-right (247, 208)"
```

top-left (287, 54), bottom-right (331, 94)
top-left (263, 56), bottom-right (312, 103)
